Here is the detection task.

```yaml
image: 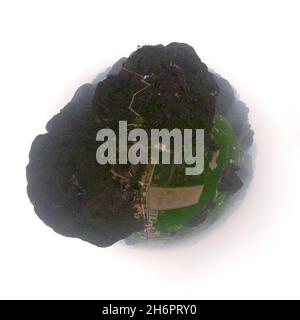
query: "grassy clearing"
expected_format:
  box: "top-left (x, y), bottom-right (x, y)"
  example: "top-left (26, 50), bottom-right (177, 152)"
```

top-left (154, 111), bottom-right (240, 235)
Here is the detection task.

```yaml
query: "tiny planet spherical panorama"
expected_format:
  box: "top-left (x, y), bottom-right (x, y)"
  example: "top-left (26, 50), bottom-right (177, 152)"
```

top-left (26, 43), bottom-right (254, 247)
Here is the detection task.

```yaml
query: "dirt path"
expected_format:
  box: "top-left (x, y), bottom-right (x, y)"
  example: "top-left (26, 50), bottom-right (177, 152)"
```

top-left (140, 163), bottom-right (158, 238)
top-left (121, 65), bottom-right (161, 239)
top-left (209, 150), bottom-right (220, 170)
top-left (122, 66), bottom-right (152, 117)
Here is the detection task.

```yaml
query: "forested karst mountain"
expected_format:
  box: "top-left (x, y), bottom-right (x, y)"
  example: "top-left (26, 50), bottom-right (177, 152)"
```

top-left (27, 43), bottom-right (254, 247)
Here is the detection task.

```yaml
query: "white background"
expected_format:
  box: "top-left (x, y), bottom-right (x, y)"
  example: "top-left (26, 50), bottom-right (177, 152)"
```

top-left (0, 0), bottom-right (299, 299)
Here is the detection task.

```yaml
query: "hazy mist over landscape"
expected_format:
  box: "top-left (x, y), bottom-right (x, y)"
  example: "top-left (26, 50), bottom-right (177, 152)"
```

top-left (0, 0), bottom-right (300, 299)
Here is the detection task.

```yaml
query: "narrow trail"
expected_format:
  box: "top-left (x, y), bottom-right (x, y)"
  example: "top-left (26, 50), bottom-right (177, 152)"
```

top-left (139, 163), bottom-right (159, 239)
top-left (122, 65), bottom-right (160, 239)
top-left (145, 163), bottom-right (160, 238)
top-left (122, 66), bottom-right (152, 117)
